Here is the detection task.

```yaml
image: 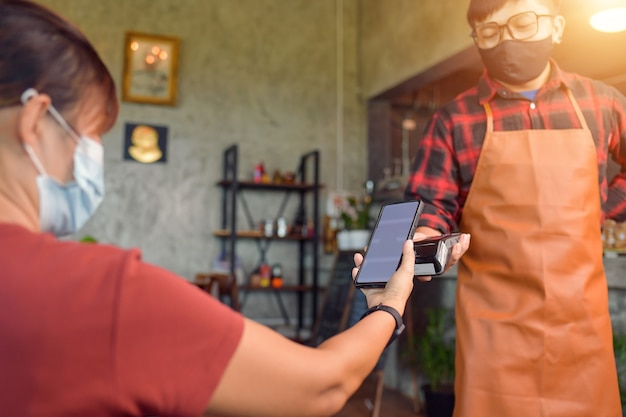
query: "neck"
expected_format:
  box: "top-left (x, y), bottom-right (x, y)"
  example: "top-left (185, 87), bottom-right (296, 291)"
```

top-left (0, 157), bottom-right (40, 233)
top-left (0, 111), bottom-right (41, 233)
top-left (496, 61), bottom-right (552, 93)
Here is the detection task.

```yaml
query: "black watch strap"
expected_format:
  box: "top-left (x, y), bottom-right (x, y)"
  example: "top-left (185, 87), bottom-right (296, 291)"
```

top-left (360, 304), bottom-right (405, 348)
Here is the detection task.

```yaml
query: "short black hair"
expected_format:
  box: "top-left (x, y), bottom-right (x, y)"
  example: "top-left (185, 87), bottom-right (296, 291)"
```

top-left (467, 0), bottom-right (561, 26)
top-left (0, 0), bottom-right (119, 132)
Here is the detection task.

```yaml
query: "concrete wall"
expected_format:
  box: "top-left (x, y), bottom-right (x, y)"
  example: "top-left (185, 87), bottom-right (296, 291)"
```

top-left (38, 0), bottom-right (365, 309)
top-left (35, 0), bottom-right (480, 323)
top-left (359, 0), bottom-right (474, 98)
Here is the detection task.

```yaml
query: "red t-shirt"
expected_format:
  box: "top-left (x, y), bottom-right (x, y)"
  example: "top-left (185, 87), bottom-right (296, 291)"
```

top-left (0, 224), bottom-right (244, 417)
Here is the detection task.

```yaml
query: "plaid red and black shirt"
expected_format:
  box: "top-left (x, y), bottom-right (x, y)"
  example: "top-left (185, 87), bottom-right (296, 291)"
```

top-left (404, 60), bottom-right (626, 233)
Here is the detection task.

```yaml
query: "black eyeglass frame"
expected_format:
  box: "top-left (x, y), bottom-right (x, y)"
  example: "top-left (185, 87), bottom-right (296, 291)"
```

top-left (469, 11), bottom-right (555, 49)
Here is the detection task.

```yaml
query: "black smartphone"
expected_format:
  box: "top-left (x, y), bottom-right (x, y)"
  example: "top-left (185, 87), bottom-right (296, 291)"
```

top-left (354, 200), bottom-right (424, 289)
top-left (413, 233), bottom-right (462, 276)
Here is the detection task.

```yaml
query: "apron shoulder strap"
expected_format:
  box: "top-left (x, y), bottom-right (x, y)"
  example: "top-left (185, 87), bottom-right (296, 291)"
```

top-left (566, 88), bottom-right (590, 131)
top-left (484, 102), bottom-right (494, 133)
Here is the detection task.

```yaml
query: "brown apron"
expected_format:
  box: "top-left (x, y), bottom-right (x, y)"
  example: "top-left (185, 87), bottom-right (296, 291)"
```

top-left (454, 89), bottom-right (622, 417)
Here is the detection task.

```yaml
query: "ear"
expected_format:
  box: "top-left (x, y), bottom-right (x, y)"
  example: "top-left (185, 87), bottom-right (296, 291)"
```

top-left (17, 93), bottom-right (52, 148)
top-left (553, 15), bottom-right (566, 44)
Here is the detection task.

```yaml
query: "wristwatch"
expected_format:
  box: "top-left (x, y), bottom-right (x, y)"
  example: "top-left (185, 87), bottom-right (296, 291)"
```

top-left (360, 304), bottom-right (405, 348)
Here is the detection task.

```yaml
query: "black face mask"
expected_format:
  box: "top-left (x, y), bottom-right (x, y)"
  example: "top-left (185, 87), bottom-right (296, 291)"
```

top-left (478, 36), bottom-right (554, 85)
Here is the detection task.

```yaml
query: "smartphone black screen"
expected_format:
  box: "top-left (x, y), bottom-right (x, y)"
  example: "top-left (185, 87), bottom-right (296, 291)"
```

top-left (354, 200), bottom-right (423, 288)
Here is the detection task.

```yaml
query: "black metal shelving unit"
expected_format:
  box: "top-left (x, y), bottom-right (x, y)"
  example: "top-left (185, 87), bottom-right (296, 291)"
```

top-left (215, 144), bottom-right (321, 340)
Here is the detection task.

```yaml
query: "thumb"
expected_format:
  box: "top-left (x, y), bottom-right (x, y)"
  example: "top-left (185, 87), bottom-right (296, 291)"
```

top-left (398, 239), bottom-right (415, 273)
top-left (381, 239), bottom-right (416, 311)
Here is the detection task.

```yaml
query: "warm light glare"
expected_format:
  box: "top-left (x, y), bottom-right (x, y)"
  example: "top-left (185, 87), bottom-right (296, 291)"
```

top-left (590, 8), bottom-right (626, 33)
top-left (402, 118), bottom-right (417, 131)
top-left (130, 41), bottom-right (139, 51)
top-left (158, 51), bottom-right (168, 60)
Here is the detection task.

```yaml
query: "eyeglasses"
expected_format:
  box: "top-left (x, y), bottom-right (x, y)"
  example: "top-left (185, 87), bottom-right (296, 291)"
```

top-left (470, 11), bottom-right (555, 49)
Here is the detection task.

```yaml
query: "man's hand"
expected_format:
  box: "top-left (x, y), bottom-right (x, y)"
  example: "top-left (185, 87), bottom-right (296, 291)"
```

top-left (413, 230), bottom-right (471, 282)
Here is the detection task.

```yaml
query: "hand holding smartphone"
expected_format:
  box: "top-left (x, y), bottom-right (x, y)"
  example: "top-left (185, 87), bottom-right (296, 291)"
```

top-left (354, 200), bottom-right (424, 289)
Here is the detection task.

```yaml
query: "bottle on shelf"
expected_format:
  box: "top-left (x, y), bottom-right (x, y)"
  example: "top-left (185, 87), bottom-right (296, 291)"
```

top-left (259, 263), bottom-right (271, 287)
top-left (271, 264), bottom-right (284, 289)
top-left (253, 162), bottom-right (265, 183)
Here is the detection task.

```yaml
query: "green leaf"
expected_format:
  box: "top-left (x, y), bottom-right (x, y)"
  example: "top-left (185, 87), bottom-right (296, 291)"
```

top-left (407, 307), bottom-right (455, 392)
top-left (80, 235), bottom-right (98, 243)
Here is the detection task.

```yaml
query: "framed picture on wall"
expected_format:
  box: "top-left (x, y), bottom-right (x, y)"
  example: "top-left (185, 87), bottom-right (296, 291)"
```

top-left (123, 122), bottom-right (168, 164)
top-left (122, 32), bottom-right (180, 106)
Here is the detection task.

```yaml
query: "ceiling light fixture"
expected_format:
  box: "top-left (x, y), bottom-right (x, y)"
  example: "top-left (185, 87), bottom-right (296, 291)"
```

top-left (589, 0), bottom-right (626, 33)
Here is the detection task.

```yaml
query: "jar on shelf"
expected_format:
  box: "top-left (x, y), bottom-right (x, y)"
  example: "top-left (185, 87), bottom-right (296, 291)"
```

top-left (276, 217), bottom-right (288, 238)
top-left (263, 219), bottom-right (274, 237)
top-left (615, 222), bottom-right (626, 249)
top-left (603, 219), bottom-right (617, 249)
top-left (271, 264), bottom-right (283, 288)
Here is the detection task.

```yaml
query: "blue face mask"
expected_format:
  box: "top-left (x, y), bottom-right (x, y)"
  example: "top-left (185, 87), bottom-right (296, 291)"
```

top-left (20, 88), bottom-right (105, 237)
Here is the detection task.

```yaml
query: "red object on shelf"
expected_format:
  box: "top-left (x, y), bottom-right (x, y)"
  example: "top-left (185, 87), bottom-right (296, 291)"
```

top-left (259, 263), bottom-right (271, 287)
top-left (253, 162), bottom-right (265, 183)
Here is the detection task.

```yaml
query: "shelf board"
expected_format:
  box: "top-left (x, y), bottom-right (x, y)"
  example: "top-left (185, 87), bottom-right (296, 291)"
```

top-left (603, 248), bottom-right (626, 259)
top-left (239, 284), bottom-right (313, 292)
top-left (213, 229), bottom-right (313, 240)
top-left (604, 248), bottom-right (626, 253)
top-left (217, 179), bottom-right (321, 191)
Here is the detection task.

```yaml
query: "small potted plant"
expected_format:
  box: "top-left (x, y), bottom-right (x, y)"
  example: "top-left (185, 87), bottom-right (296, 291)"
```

top-left (408, 307), bottom-right (456, 417)
top-left (339, 193), bottom-right (372, 231)
top-left (613, 330), bottom-right (626, 410)
top-left (334, 190), bottom-right (373, 250)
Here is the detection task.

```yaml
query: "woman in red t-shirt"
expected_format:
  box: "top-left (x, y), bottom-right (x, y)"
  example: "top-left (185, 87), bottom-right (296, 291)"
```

top-left (0, 1), bottom-right (469, 417)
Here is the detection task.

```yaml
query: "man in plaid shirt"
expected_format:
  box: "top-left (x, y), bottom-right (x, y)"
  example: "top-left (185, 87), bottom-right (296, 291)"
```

top-left (405, 0), bottom-right (626, 416)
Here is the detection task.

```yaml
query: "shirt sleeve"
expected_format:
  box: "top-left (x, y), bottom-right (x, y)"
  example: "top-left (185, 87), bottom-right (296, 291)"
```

top-left (114, 251), bottom-right (244, 417)
top-left (605, 87), bottom-right (626, 222)
top-left (404, 109), bottom-right (461, 234)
